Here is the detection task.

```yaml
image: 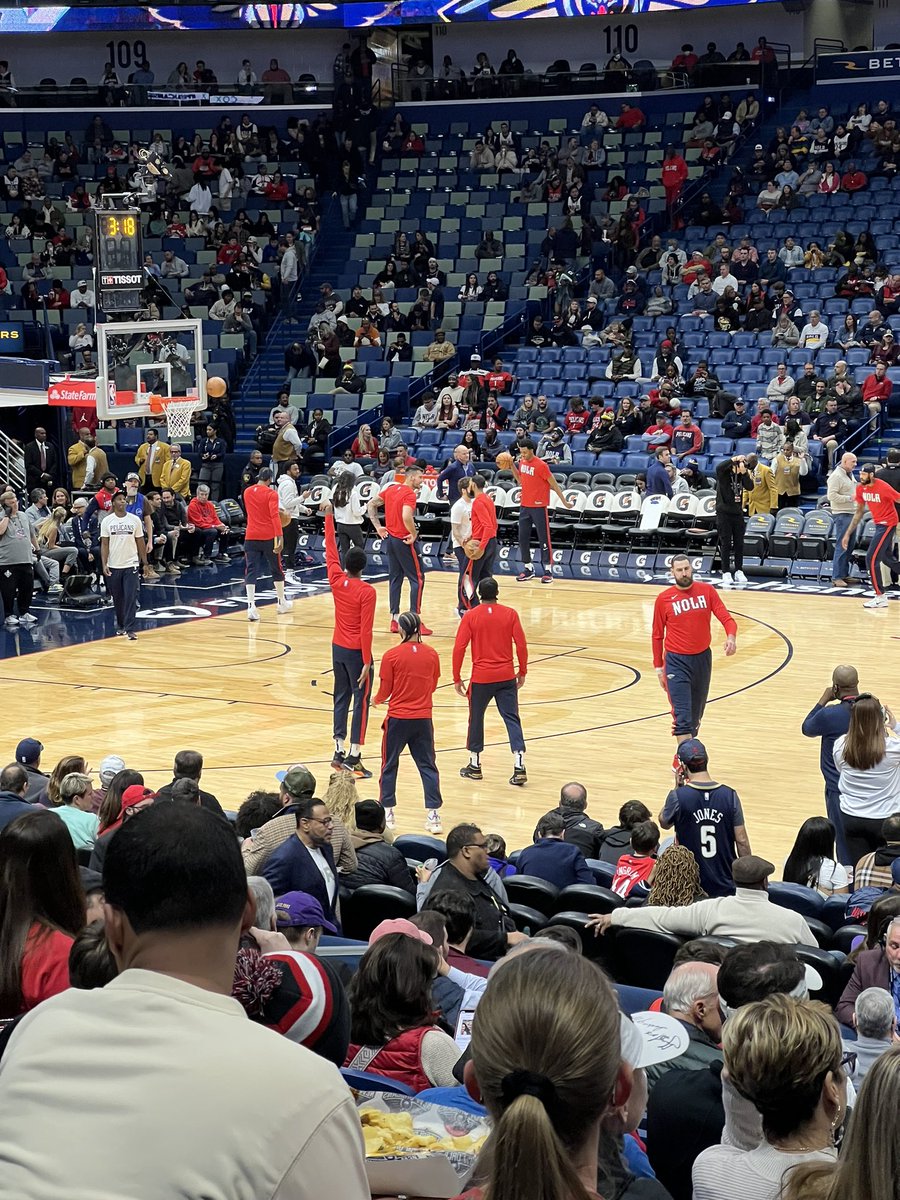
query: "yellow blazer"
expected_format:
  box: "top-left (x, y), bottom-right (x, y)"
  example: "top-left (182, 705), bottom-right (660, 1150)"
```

top-left (746, 464), bottom-right (778, 515)
top-left (159, 456), bottom-right (192, 498)
top-left (67, 443), bottom-right (109, 491)
top-left (135, 440), bottom-right (172, 487)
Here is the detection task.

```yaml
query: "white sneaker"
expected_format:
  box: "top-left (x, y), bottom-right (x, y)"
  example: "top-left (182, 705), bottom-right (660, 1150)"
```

top-left (276, 600), bottom-right (294, 614)
top-left (721, 572), bottom-right (734, 587)
top-left (19, 613), bottom-right (37, 626)
top-left (4, 616), bottom-right (18, 628)
top-left (247, 605), bottom-right (260, 622)
top-left (426, 811), bottom-right (443, 834)
top-left (864, 595), bottom-right (889, 609)
top-left (734, 570), bottom-right (748, 585)
top-left (384, 808), bottom-right (396, 829)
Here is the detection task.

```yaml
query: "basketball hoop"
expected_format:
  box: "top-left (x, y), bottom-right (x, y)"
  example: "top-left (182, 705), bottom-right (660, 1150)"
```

top-left (147, 394), bottom-right (200, 440)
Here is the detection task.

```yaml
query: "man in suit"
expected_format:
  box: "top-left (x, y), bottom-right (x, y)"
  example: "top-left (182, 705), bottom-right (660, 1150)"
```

top-left (24, 427), bottom-right (59, 494)
top-left (159, 444), bottom-right (191, 499)
top-left (260, 795), bottom-right (339, 929)
top-left (135, 428), bottom-right (172, 492)
top-left (67, 429), bottom-right (109, 491)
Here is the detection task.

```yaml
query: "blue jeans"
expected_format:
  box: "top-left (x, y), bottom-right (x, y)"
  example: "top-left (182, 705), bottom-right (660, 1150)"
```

top-left (831, 512), bottom-right (855, 582)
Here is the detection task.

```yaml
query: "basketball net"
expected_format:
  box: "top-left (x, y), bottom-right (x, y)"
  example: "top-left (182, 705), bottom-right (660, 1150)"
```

top-left (147, 394), bottom-right (199, 440)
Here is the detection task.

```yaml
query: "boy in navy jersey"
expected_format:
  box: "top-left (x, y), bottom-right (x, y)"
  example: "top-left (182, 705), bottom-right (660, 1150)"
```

top-left (659, 739), bottom-right (752, 897)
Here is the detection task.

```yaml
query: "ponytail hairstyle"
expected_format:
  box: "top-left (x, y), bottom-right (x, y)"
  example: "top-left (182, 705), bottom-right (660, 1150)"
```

top-left (470, 947), bottom-right (621, 1200)
top-left (397, 612), bottom-right (421, 642)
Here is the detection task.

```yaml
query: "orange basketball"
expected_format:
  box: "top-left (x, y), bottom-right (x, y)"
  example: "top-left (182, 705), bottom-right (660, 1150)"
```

top-left (206, 375), bottom-right (228, 399)
top-left (496, 451), bottom-right (515, 470)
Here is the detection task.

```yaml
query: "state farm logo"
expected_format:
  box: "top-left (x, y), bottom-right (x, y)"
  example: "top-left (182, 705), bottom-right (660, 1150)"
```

top-left (47, 381), bottom-right (97, 403)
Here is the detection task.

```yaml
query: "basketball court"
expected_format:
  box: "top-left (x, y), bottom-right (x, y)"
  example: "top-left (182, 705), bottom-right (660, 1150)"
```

top-left (2, 564), bottom-right (896, 867)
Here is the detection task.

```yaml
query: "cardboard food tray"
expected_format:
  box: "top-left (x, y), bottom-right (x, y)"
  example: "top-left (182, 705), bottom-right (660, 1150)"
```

top-left (357, 1092), bottom-right (489, 1199)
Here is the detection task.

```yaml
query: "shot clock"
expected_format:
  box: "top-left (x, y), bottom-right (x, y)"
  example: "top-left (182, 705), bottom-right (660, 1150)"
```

top-left (95, 209), bottom-right (144, 313)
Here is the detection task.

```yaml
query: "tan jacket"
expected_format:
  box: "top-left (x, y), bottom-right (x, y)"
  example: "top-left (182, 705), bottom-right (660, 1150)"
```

top-left (160, 456), bottom-right (192, 499)
top-left (746, 463), bottom-right (777, 515)
top-left (67, 442), bottom-right (109, 490)
top-left (135, 440), bottom-right (171, 487)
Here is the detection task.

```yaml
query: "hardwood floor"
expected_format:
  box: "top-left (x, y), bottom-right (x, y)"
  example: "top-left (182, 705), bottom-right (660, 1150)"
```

top-left (3, 574), bottom-right (896, 867)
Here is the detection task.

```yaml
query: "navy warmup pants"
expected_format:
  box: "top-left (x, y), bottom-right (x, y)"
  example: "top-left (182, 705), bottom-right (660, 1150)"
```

top-left (461, 536), bottom-right (498, 609)
top-left (454, 545), bottom-right (469, 612)
top-left (663, 648), bottom-right (712, 738)
top-left (244, 538), bottom-right (284, 585)
top-left (518, 506), bottom-right (553, 574)
top-left (467, 679), bottom-right (526, 754)
top-left (332, 644), bottom-right (372, 746)
top-left (866, 523), bottom-right (900, 596)
top-left (379, 716), bottom-right (442, 810)
top-left (386, 535), bottom-right (423, 614)
top-left (108, 565), bottom-right (139, 634)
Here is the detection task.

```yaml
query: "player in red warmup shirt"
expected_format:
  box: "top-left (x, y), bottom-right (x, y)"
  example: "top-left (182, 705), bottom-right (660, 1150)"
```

top-left (367, 464), bottom-right (432, 636)
top-left (651, 554), bottom-right (738, 759)
top-left (322, 506), bottom-right (376, 779)
top-left (842, 462), bottom-right (900, 608)
top-left (461, 475), bottom-right (498, 609)
top-left (453, 576), bottom-right (529, 787)
top-left (373, 612), bottom-right (443, 834)
top-left (242, 468), bottom-right (292, 622)
top-left (509, 439), bottom-right (572, 583)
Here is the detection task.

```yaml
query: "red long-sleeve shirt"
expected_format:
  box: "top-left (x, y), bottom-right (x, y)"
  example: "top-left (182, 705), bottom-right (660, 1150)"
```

top-left (452, 602), bottom-right (528, 685)
top-left (651, 582), bottom-right (737, 668)
top-left (242, 483), bottom-right (281, 540)
top-left (374, 641), bottom-right (441, 718)
top-left (325, 514), bottom-right (375, 661)
top-left (470, 492), bottom-right (498, 543)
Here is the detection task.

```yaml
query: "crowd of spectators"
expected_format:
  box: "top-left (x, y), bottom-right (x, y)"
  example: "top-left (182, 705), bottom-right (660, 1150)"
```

top-left (2, 708), bottom-right (900, 1198)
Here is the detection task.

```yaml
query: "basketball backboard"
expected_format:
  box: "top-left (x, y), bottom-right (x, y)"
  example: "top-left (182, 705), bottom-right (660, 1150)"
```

top-left (94, 317), bottom-right (207, 421)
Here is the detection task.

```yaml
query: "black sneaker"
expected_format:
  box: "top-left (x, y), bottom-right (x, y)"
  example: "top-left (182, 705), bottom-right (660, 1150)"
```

top-left (331, 750), bottom-right (346, 770)
top-left (509, 767), bottom-right (527, 787)
top-left (343, 755), bottom-right (373, 780)
top-left (459, 764), bottom-right (483, 781)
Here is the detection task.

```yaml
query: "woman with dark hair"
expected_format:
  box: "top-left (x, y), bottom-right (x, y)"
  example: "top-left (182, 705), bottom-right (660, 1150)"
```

top-left (0, 809), bottom-right (85, 1016)
top-left (461, 428), bottom-right (482, 459)
top-left (97, 768), bottom-right (145, 835)
top-left (834, 695), bottom-right (900, 864)
top-left (849, 891), bottom-right (900, 962)
top-left (331, 471), bottom-right (366, 560)
top-left (344, 928), bottom-right (459, 1090)
top-left (783, 818), bottom-right (849, 895)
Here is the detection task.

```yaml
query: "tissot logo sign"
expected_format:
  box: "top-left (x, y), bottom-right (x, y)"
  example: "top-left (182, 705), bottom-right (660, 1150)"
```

top-left (100, 271), bottom-right (143, 287)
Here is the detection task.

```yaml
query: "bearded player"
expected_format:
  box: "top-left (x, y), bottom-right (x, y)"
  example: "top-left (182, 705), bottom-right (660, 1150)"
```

top-left (651, 554), bottom-right (737, 758)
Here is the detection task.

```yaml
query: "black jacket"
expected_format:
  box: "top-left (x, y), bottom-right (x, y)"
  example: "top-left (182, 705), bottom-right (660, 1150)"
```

top-left (343, 833), bottom-right (415, 894)
top-left (533, 806), bottom-right (605, 859)
top-left (24, 440), bottom-right (59, 492)
top-left (423, 860), bottom-right (513, 960)
top-left (597, 824), bottom-right (633, 864)
top-left (646, 1061), bottom-right (724, 1200)
top-left (155, 779), bottom-right (225, 817)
